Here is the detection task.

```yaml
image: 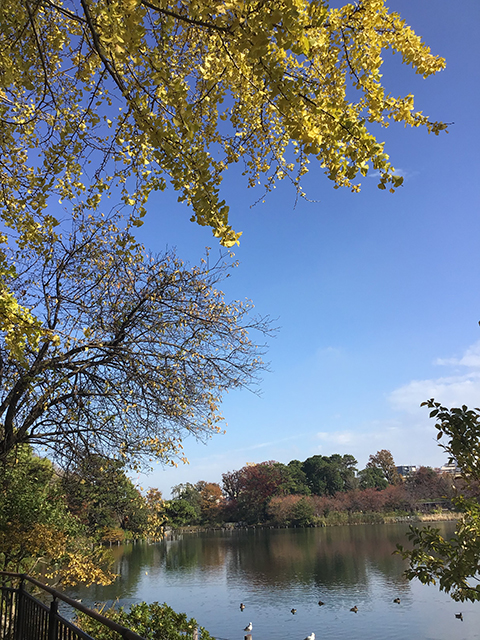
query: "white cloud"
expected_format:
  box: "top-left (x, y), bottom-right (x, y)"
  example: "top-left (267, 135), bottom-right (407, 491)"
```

top-left (389, 373), bottom-right (480, 413)
top-left (313, 345), bottom-right (345, 362)
top-left (436, 340), bottom-right (480, 368)
top-left (389, 340), bottom-right (480, 414)
top-left (316, 431), bottom-right (354, 445)
top-left (368, 168), bottom-right (408, 180)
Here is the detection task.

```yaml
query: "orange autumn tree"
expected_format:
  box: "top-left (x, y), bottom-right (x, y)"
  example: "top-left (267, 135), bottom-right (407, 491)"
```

top-left (196, 481), bottom-right (225, 523)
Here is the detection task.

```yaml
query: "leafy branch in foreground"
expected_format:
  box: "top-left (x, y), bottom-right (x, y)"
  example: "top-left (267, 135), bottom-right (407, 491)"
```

top-left (0, 1), bottom-right (448, 357)
top-left (0, 0), bottom-right (447, 250)
top-left (0, 213), bottom-right (271, 468)
top-left (397, 401), bottom-right (480, 602)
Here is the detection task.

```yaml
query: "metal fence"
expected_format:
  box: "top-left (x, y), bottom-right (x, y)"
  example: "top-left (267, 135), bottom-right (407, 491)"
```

top-left (0, 573), bottom-right (145, 640)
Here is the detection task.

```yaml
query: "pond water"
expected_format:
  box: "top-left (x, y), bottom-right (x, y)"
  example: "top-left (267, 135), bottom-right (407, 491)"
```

top-left (68, 523), bottom-right (479, 640)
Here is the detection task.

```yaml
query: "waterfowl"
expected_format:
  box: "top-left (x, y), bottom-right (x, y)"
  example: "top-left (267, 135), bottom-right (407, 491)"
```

top-left (350, 606), bottom-right (358, 613)
top-left (455, 613), bottom-right (463, 621)
top-left (318, 601), bottom-right (325, 606)
top-left (240, 603), bottom-right (245, 611)
top-left (393, 598), bottom-right (401, 604)
top-left (304, 633), bottom-right (315, 640)
top-left (291, 608), bottom-right (297, 614)
top-left (244, 622), bottom-right (253, 632)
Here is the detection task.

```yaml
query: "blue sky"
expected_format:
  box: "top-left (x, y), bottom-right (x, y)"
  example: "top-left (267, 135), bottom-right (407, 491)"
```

top-left (135, 0), bottom-right (480, 496)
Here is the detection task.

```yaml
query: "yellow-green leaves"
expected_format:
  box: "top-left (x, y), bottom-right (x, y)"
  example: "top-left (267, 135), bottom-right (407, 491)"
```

top-left (0, 446), bottom-right (116, 586)
top-left (0, 1), bottom-right (446, 351)
top-left (0, 288), bottom-right (42, 361)
top-left (0, 0), bottom-right (446, 250)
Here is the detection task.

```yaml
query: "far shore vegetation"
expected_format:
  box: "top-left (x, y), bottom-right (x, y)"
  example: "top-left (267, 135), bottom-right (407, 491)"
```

top-left (1, 445), bottom-right (469, 586)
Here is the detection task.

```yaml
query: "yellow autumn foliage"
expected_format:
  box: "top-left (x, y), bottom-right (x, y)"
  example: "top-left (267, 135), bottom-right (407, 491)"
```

top-left (0, 448), bottom-right (116, 586)
top-left (0, 1), bottom-right (447, 426)
top-left (0, 0), bottom-right (445, 253)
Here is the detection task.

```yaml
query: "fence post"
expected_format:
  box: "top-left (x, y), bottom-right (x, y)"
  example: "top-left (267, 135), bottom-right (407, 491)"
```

top-left (14, 576), bottom-right (26, 640)
top-left (48, 598), bottom-right (58, 640)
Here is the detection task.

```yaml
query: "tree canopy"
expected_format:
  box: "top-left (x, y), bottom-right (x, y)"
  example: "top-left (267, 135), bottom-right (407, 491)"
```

top-left (357, 466), bottom-right (387, 491)
top-left (0, 0), bottom-right (448, 403)
top-left (366, 449), bottom-right (400, 485)
top-left (0, 213), bottom-right (270, 467)
top-left (302, 453), bottom-right (357, 495)
top-left (0, 445), bottom-right (115, 585)
top-left (219, 452), bottom-right (462, 526)
top-left (0, 0), bottom-right (446, 256)
top-left (62, 454), bottom-right (149, 534)
top-left (222, 461), bottom-right (290, 523)
top-left (221, 455), bottom-right (360, 523)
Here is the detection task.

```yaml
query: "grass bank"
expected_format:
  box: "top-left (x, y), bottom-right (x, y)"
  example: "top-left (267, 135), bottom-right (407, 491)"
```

top-left (166, 511), bottom-right (461, 535)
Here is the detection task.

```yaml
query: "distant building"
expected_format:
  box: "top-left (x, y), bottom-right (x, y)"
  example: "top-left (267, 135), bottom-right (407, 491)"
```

top-left (439, 462), bottom-right (462, 476)
top-left (396, 465), bottom-right (417, 477)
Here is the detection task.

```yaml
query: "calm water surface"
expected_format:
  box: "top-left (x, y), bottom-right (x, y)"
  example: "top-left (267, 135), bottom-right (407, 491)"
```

top-left (69, 523), bottom-right (479, 640)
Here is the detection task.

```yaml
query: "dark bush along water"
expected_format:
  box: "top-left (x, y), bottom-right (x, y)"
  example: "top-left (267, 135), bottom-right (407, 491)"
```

top-left (68, 522), bottom-right (479, 640)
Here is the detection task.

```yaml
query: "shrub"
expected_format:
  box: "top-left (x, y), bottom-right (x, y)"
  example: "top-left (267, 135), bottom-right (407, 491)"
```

top-left (76, 601), bottom-right (214, 640)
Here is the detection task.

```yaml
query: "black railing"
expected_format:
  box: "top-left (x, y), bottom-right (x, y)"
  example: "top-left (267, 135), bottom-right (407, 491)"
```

top-left (0, 573), bottom-right (145, 640)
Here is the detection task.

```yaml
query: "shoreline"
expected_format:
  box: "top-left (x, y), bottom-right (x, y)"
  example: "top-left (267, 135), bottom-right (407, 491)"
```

top-left (163, 511), bottom-right (460, 537)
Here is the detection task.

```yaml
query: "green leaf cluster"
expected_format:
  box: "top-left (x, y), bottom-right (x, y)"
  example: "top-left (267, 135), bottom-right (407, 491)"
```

top-left (75, 601), bottom-right (214, 640)
top-left (397, 401), bottom-right (480, 602)
top-left (0, 445), bottom-right (115, 586)
top-left (62, 455), bottom-right (149, 535)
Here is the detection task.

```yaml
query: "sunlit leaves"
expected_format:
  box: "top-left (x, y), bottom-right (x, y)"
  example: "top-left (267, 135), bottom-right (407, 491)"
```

top-left (0, 0), bottom-right (446, 252)
top-left (0, 1), bottom-right (447, 361)
top-left (0, 289), bottom-right (43, 361)
top-left (0, 446), bottom-right (116, 586)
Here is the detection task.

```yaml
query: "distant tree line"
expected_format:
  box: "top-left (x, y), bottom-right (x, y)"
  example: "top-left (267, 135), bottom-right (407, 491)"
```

top-left (0, 446), bottom-right (467, 585)
top-left (166, 450), bottom-right (464, 527)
